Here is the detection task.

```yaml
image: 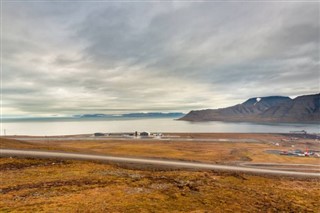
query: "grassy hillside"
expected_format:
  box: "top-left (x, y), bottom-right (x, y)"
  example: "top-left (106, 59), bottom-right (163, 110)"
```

top-left (1, 157), bottom-right (319, 212)
top-left (1, 135), bottom-right (319, 212)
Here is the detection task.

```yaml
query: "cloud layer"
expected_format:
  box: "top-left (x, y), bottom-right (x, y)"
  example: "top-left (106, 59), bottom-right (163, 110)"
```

top-left (2, 1), bottom-right (319, 116)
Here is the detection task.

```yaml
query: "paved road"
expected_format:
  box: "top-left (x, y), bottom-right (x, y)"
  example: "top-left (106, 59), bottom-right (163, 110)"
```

top-left (240, 162), bottom-right (320, 172)
top-left (1, 149), bottom-right (319, 177)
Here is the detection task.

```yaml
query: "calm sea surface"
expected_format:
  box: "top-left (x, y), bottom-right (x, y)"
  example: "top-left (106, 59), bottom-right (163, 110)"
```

top-left (1, 117), bottom-right (319, 136)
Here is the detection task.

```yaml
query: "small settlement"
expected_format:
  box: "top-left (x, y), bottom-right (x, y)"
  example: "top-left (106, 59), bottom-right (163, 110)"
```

top-left (278, 130), bottom-right (320, 158)
top-left (279, 150), bottom-right (320, 157)
top-left (93, 131), bottom-right (162, 138)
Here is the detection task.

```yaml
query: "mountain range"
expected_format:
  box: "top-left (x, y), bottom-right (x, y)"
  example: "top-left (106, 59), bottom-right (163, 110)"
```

top-left (74, 112), bottom-right (185, 118)
top-left (179, 93), bottom-right (320, 123)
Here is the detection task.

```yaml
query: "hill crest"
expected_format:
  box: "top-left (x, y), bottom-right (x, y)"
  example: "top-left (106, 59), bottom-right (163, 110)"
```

top-left (180, 94), bottom-right (320, 123)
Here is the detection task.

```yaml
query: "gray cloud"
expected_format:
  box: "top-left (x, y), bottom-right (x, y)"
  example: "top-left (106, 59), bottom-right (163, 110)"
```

top-left (2, 1), bottom-right (319, 116)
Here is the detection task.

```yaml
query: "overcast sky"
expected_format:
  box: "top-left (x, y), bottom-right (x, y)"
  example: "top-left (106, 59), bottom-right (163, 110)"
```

top-left (2, 1), bottom-right (319, 116)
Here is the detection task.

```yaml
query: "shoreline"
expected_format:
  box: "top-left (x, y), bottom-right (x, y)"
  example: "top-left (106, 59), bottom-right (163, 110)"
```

top-left (2, 132), bottom-right (319, 139)
top-left (2, 118), bottom-right (319, 136)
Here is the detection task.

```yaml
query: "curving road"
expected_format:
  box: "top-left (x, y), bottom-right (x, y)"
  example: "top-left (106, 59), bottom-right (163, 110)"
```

top-left (1, 149), bottom-right (319, 177)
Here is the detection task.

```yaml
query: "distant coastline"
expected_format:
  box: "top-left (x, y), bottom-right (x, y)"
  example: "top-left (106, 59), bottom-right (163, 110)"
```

top-left (3, 112), bottom-right (185, 122)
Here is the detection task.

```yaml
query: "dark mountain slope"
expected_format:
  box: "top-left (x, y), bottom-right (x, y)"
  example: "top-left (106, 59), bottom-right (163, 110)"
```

top-left (180, 94), bottom-right (319, 123)
top-left (260, 94), bottom-right (320, 122)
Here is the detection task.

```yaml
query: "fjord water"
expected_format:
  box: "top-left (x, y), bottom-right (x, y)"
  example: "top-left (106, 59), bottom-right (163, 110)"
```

top-left (2, 117), bottom-right (319, 136)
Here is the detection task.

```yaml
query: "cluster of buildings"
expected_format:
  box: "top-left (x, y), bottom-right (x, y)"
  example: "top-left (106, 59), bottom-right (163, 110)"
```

top-left (93, 131), bottom-right (162, 138)
top-left (279, 149), bottom-right (320, 157)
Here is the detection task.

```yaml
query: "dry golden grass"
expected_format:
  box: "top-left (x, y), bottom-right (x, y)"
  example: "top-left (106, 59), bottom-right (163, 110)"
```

top-left (1, 135), bottom-right (320, 212)
top-left (2, 134), bottom-right (320, 165)
top-left (0, 138), bottom-right (64, 151)
top-left (1, 157), bottom-right (319, 213)
top-left (27, 141), bottom-right (320, 165)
